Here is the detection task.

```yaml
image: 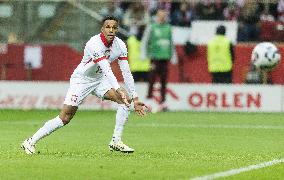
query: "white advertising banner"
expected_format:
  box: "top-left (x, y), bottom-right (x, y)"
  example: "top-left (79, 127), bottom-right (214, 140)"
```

top-left (172, 26), bottom-right (191, 45)
top-left (24, 46), bottom-right (42, 69)
top-left (156, 84), bottom-right (282, 112)
top-left (0, 82), bottom-right (282, 112)
top-left (0, 81), bottom-right (116, 110)
top-left (190, 21), bottom-right (238, 45)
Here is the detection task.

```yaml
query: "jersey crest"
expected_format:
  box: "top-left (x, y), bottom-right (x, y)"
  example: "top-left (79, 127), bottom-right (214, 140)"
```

top-left (104, 50), bottom-right (110, 59)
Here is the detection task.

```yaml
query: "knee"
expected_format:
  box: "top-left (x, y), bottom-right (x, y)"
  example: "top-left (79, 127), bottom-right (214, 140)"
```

top-left (117, 96), bottom-right (132, 105)
top-left (59, 113), bottom-right (75, 125)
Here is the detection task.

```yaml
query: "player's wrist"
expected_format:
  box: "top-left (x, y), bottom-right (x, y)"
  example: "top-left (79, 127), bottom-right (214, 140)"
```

top-left (115, 87), bottom-right (122, 93)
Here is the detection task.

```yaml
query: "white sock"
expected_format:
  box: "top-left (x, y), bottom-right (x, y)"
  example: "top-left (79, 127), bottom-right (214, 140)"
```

top-left (112, 104), bottom-right (130, 143)
top-left (30, 116), bottom-right (64, 145)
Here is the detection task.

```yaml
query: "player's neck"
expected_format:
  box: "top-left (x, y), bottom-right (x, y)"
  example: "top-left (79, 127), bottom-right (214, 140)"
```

top-left (100, 32), bottom-right (114, 47)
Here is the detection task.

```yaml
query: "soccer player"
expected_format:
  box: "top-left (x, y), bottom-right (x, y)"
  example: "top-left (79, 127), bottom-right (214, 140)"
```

top-left (21, 16), bottom-right (148, 154)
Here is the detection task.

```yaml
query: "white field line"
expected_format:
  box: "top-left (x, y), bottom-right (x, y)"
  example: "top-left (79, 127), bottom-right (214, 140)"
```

top-left (190, 158), bottom-right (284, 180)
top-left (131, 123), bottom-right (284, 130)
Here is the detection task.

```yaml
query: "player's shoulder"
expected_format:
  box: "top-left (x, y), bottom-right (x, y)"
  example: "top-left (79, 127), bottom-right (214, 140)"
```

top-left (114, 37), bottom-right (127, 48)
top-left (87, 34), bottom-right (101, 44)
top-left (86, 34), bottom-right (104, 49)
top-left (114, 36), bottom-right (126, 45)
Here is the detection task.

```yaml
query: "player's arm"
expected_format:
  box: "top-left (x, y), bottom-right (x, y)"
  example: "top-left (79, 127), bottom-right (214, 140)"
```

top-left (118, 56), bottom-right (149, 116)
top-left (117, 41), bottom-right (138, 100)
top-left (94, 57), bottom-right (129, 106)
top-left (117, 57), bottom-right (137, 99)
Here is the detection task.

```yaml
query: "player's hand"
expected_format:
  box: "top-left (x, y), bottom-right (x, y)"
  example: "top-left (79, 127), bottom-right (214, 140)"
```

top-left (134, 100), bottom-right (149, 117)
top-left (116, 88), bottom-right (130, 107)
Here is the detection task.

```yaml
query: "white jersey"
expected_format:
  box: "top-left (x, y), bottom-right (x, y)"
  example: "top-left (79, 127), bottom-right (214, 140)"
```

top-left (71, 33), bottom-right (137, 98)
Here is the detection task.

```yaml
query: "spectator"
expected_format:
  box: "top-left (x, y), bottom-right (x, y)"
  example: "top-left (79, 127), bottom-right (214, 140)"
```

top-left (7, 32), bottom-right (21, 44)
top-left (142, 9), bottom-right (174, 111)
top-left (123, 2), bottom-right (150, 35)
top-left (195, 0), bottom-right (224, 20)
top-left (171, 2), bottom-right (195, 26)
top-left (207, 25), bottom-right (234, 83)
top-left (260, 5), bottom-right (275, 22)
top-left (277, 0), bottom-right (284, 22)
top-left (238, 1), bottom-right (262, 41)
top-left (99, 1), bottom-right (124, 23)
top-left (223, 2), bottom-right (240, 21)
top-left (127, 25), bottom-right (150, 82)
top-left (157, 0), bottom-right (172, 13)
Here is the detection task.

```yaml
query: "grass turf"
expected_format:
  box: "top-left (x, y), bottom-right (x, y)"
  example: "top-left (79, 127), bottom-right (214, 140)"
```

top-left (0, 110), bottom-right (284, 179)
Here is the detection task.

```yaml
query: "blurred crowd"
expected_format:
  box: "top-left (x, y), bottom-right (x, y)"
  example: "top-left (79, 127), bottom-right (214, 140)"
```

top-left (100, 0), bottom-right (283, 42)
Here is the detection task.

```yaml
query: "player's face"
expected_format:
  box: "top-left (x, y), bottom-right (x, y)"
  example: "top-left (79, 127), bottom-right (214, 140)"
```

top-left (101, 20), bottom-right (118, 42)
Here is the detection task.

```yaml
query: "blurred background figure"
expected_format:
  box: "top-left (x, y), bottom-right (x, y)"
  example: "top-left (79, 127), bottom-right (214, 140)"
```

top-left (277, 0), bottom-right (284, 22)
top-left (223, 1), bottom-right (240, 21)
top-left (260, 5), bottom-right (275, 22)
top-left (245, 65), bottom-right (272, 84)
top-left (195, 0), bottom-right (225, 20)
top-left (142, 8), bottom-right (174, 111)
top-left (123, 2), bottom-right (150, 35)
top-left (170, 2), bottom-right (196, 27)
top-left (127, 25), bottom-right (150, 82)
top-left (238, 1), bottom-right (261, 41)
top-left (207, 25), bottom-right (234, 84)
top-left (7, 32), bottom-right (21, 44)
top-left (99, 1), bottom-right (124, 23)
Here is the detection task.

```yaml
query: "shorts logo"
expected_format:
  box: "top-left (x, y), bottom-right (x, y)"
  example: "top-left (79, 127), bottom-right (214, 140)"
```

top-left (71, 94), bottom-right (78, 103)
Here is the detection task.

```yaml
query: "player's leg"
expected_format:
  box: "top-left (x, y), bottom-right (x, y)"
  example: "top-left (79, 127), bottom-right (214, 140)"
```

top-left (105, 88), bottom-right (131, 140)
top-left (21, 78), bottom-right (94, 155)
top-left (93, 81), bottom-right (134, 153)
top-left (30, 105), bottom-right (78, 144)
top-left (21, 105), bottom-right (77, 154)
top-left (104, 88), bottom-right (134, 153)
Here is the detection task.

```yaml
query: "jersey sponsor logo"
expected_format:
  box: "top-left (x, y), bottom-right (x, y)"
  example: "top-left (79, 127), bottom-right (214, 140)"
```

top-left (93, 52), bottom-right (100, 58)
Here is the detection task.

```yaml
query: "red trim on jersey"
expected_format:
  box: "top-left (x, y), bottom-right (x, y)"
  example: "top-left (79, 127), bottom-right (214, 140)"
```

top-left (100, 33), bottom-right (113, 47)
top-left (84, 58), bottom-right (92, 66)
top-left (93, 56), bottom-right (106, 63)
top-left (118, 57), bottom-right (128, 60)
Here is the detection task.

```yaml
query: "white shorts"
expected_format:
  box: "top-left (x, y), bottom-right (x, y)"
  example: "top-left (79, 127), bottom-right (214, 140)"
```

top-left (63, 76), bottom-right (112, 106)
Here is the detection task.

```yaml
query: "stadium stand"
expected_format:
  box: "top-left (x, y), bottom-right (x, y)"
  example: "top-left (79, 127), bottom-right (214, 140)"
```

top-left (0, 1), bottom-right (283, 83)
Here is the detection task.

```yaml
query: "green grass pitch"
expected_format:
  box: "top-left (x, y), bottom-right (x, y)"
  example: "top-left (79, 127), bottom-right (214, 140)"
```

top-left (1, 109), bottom-right (284, 180)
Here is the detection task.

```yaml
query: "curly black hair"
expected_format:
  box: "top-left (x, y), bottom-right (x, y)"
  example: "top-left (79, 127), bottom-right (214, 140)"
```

top-left (101, 16), bottom-right (119, 25)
